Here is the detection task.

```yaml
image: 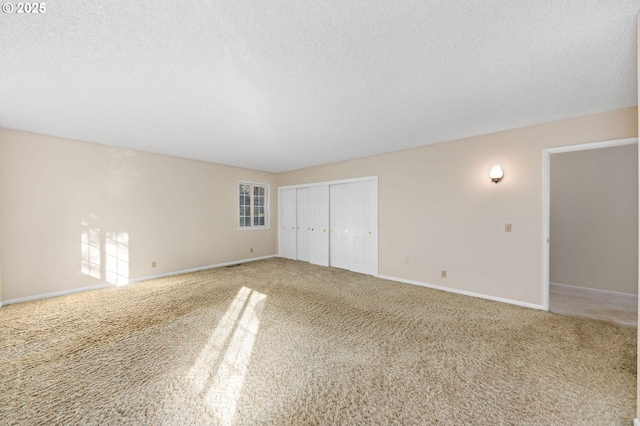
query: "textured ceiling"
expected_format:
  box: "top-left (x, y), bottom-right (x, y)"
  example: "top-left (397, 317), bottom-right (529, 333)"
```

top-left (1, 1), bottom-right (639, 172)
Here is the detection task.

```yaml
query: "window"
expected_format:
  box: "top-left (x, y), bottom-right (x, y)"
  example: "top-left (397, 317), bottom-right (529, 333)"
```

top-left (239, 182), bottom-right (269, 229)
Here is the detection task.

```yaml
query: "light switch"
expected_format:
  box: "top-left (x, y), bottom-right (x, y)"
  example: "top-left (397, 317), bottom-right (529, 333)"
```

top-left (505, 224), bottom-right (512, 232)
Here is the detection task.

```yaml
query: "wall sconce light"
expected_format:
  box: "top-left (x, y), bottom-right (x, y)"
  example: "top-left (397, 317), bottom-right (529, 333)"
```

top-left (489, 165), bottom-right (504, 183)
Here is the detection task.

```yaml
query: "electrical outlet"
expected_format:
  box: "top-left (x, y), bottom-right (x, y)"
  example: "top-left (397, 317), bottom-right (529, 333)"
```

top-left (250, 247), bottom-right (253, 253)
top-left (404, 257), bottom-right (409, 264)
top-left (441, 270), bottom-right (447, 278)
top-left (151, 261), bottom-right (156, 268)
top-left (505, 224), bottom-right (512, 232)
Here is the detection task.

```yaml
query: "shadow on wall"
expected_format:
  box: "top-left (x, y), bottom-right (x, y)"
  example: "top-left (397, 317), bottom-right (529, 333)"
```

top-left (81, 219), bottom-right (129, 286)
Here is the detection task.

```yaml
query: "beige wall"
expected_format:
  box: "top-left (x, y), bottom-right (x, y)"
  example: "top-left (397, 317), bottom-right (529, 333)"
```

top-left (0, 129), bottom-right (277, 301)
top-left (550, 145), bottom-right (638, 295)
top-left (277, 107), bottom-right (638, 306)
top-left (0, 108), bottom-right (637, 307)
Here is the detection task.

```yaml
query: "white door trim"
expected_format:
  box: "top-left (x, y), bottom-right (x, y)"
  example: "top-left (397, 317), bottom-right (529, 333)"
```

top-left (541, 137), bottom-right (637, 310)
top-left (278, 175), bottom-right (378, 190)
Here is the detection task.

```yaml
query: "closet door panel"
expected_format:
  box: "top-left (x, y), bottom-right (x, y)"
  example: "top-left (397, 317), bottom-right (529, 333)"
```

top-left (279, 188), bottom-right (297, 259)
top-left (297, 187), bottom-right (311, 262)
top-left (309, 185), bottom-right (329, 267)
top-left (330, 184), bottom-right (351, 269)
top-left (350, 180), bottom-right (377, 275)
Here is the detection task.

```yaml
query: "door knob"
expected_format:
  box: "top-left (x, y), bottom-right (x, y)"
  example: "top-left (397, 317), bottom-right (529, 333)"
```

top-left (323, 229), bottom-right (326, 232)
top-left (312, 228), bottom-right (314, 231)
top-left (368, 231), bottom-right (372, 235)
top-left (292, 227), bottom-right (294, 230)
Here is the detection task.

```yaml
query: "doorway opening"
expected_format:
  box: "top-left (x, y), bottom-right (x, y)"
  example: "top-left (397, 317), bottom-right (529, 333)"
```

top-left (542, 137), bottom-right (638, 325)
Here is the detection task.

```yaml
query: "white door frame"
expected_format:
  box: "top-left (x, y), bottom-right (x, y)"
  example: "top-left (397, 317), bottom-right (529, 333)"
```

top-left (279, 175), bottom-right (379, 190)
top-left (541, 137), bottom-right (637, 310)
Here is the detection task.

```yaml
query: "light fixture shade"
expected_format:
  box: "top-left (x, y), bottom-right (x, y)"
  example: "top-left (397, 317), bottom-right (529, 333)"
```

top-left (489, 165), bottom-right (504, 183)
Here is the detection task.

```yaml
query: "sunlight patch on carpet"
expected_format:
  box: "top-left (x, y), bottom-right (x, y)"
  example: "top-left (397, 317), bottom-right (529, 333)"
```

top-left (186, 286), bottom-right (266, 425)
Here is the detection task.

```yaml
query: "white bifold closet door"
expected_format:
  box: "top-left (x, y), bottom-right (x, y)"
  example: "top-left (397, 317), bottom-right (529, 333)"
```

top-left (349, 180), bottom-right (376, 275)
top-left (309, 185), bottom-right (329, 266)
top-left (278, 188), bottom-right (297, 260)
top-left (296, 187), bottom-right (311, 262)
top-left (329, 180), bottom-right (377, 275)
top-left (329, 184), bottom-right (351, 270)
top-left (280, 177), bottom-right (377, 275)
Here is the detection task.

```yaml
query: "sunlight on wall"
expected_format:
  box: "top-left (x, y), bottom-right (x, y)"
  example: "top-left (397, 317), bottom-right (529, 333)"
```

top-left (105, 231), bottom-right (129, 286)
top-left (187, 286), bottom-right (266, 425)
top-left (81, 222), bottom-right (101, 279)
top-left (81, 221), bottom-right (129, 285)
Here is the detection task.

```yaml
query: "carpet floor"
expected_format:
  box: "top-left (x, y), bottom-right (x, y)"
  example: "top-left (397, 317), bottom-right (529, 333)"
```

top-left (0, 258), bottom-right (636, 425)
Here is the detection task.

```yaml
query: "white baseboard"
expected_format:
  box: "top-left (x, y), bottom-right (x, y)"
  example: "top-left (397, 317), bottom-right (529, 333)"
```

top-left (634, 418), bottom-right (639, 426)
top-left (128, 255), bottom-right (277, 284)
top-left (2, 283), bottom-right (114, 306)
top-left (550, 282), bottom-right (638, 301)
top-left (377, 274), bottom-right (545, 310)
top-left (0, 255), bottom-right (277, 307)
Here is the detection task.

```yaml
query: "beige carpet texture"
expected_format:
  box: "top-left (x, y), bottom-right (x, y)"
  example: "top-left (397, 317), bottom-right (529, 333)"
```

top-left (0, 258), bottom-right (636, 425)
